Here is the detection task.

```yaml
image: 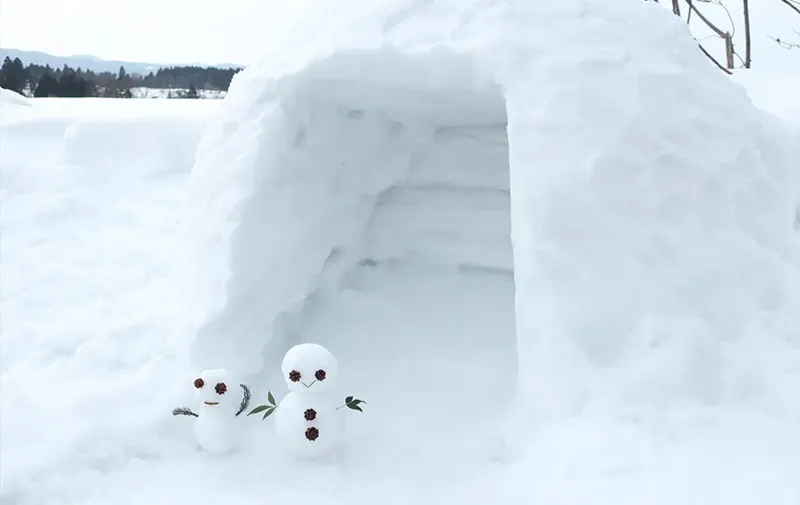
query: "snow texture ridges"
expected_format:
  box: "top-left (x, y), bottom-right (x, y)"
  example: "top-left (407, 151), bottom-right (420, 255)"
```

top-left (183, 0), bottom-right (800, 442)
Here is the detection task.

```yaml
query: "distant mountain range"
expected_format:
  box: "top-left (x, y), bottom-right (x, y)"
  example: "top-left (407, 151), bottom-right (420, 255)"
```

top-left (0, 48), bottom-right (244, 74)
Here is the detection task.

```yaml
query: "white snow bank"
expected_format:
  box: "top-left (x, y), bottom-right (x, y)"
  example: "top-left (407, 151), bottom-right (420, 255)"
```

top-left (61, 118), bottom-right (209, 180)
top-left (0, 87), bottom-right (31, 106)
top-left (182, 0), bottom-right (800, 499)
top-left (0, 87), bottom-right (32, 118)
top-left (0, 100), bottom-right (217, 195)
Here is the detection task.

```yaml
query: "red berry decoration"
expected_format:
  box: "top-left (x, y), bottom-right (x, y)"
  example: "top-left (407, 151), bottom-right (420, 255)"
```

top-left (305, 427), bottom-right (319, 441)
top-left (194, 378), bottom-right (204, 389)
top-left (304, 408), bottom-right (317, 421)
top-left (289, 370), bottom-right (301, 382)
top-left (215, 382), bottom-right (227, 394)
top-left (314, 369), bottom-right (326, 381)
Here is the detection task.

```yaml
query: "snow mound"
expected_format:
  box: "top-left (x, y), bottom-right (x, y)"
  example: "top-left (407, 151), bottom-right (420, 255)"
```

top-left (61, 117), bottom-right (208, 181)
top-left (0, 87), bottom-right (30, 106)
top-left (182, 0), bottom-right (800, 498)
top-left (0, 87), bottom-right (31, 117)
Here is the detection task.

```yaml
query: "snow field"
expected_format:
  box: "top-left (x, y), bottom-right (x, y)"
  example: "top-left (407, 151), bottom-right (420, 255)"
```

top-left (0, 101), bottom-right (223, 504)
top-left (1, 0), bottom-right (800, 502)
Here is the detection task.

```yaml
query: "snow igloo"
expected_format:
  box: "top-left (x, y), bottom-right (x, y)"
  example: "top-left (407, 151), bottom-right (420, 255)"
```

top-left (181, 0), bottom-right (800, 460)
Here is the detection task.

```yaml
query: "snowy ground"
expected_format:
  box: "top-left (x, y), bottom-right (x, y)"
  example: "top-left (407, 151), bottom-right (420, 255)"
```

top-left (0, 98), bottom-right (221, 504)
top-left (1, 65), bottom-right (799, 505)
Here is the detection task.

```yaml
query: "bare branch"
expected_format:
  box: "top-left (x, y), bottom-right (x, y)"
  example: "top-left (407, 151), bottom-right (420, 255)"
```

top-left (724, 32), bottom-right (735, 68)
top-left (698, 43), bottom-right (734, 73)
top-left (710, 0), bottom-right (737, 37)
top-left (778, 0), bottom-right (800, 16)
top-left (684, 0), bottom-right (738, 69)
top-left (685, 0), bottom-right (727, 37)
top-left (770, 35), bottom-right (800, 50)
top-left (743, 0), bottom-right (752, 67)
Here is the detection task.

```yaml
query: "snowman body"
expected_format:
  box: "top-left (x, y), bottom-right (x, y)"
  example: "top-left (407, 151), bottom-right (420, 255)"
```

top-left (274, 391), bottom-right (342, 458)
top-left (193, 409), bottom-right (240, 455)
top-left (190, 368), bottom-right (244, 454)
top-left (275, 343), bottom-right (344, 458)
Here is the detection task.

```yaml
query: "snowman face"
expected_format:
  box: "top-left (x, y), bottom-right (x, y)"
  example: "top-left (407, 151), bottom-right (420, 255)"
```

top-left (281, 343), bottom-right (338, 394)
top-left (194, 369), bottom-right (236, 409)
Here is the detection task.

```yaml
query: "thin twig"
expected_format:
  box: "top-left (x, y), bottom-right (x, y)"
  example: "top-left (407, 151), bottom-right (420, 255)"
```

top-left (698, 43), bottom-right (734, 74)
top-left (709, 0), bottom-right (737, 37)
top-left (779, 0), bottom-right (800, 16)
top-left (770, 35), bottom-right (800, 50)
top-left (685, 0), bottom-right (726, 36)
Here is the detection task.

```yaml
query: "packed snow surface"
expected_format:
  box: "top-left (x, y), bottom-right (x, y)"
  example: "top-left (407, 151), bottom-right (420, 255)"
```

top-left (1, 1), bottom-right (800, 505)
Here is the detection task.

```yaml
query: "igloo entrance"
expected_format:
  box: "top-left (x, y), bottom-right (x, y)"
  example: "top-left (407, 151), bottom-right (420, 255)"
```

top-left (287, 126), bottom-right (515, 460)
top-left (279, 84), bottom-right (515, 461)
top-left (191, 53), bottom-right (518, 462)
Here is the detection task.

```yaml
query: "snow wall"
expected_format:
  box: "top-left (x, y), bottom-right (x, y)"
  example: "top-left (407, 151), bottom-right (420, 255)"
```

top-left (183, 0), bottom-right (800, 438)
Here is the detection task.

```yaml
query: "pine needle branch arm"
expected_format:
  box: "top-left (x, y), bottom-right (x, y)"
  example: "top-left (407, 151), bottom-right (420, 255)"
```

top-left (236, 384), bottom-right (252, 416)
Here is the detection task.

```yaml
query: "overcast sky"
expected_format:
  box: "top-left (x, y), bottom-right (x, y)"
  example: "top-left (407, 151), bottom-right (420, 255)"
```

top-left (0, 0), bottom-right (797, 67)
top-left (0, 0), bottom-right (307, 65)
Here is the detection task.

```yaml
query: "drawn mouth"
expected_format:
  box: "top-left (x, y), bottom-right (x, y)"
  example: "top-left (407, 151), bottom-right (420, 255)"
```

top-left (302, 380), bottom-right (317, 389)
top-left (204, 401), bottom-right (219, 406)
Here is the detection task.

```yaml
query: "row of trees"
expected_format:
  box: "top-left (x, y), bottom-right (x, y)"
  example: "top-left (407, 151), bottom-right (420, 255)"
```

top-left (649, 0), bottom-right (799, 73)
top-left (0, 57), bottom-right (241, 98)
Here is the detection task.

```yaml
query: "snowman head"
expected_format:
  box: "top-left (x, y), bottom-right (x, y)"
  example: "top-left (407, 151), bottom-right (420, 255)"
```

top-left (193, 369), bottom-right (237, 410)
top-left (281, 343), bottom-right (338, 394)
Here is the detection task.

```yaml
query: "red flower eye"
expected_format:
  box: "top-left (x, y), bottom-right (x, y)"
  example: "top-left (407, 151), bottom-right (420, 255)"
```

top-left (215, 382), bottom-right (227, 394)
top-left (314, 369), bottom-right (326, 381)
top-left (194, 378), bottom-right (204, 388)
top-left (289, 370), bottom-right (301, 382)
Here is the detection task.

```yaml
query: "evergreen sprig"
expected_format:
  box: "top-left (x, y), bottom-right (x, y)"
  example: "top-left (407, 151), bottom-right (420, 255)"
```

top-left (338, 396), bottom-right (366, 412)
top-left (172, 407), bottom-right (199, 417)
top-left (235, 384), bottom-right (252, 416)
top-left (248, 391), bottom-right (278, 420)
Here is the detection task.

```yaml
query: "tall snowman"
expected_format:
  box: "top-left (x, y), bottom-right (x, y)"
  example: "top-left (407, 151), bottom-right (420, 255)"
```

top-left (274, 343), bottom-right (344, 458)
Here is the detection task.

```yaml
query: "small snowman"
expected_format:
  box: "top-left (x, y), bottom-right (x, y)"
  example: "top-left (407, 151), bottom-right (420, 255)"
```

top-left (172, 369), bottom-right (252, 455)
top-left (248, 343), bottom-right (365, 459)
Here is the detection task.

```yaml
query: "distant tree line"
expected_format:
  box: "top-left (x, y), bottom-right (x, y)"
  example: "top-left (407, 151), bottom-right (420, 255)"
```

top-left (0, 56), bottom-right (242, 98)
